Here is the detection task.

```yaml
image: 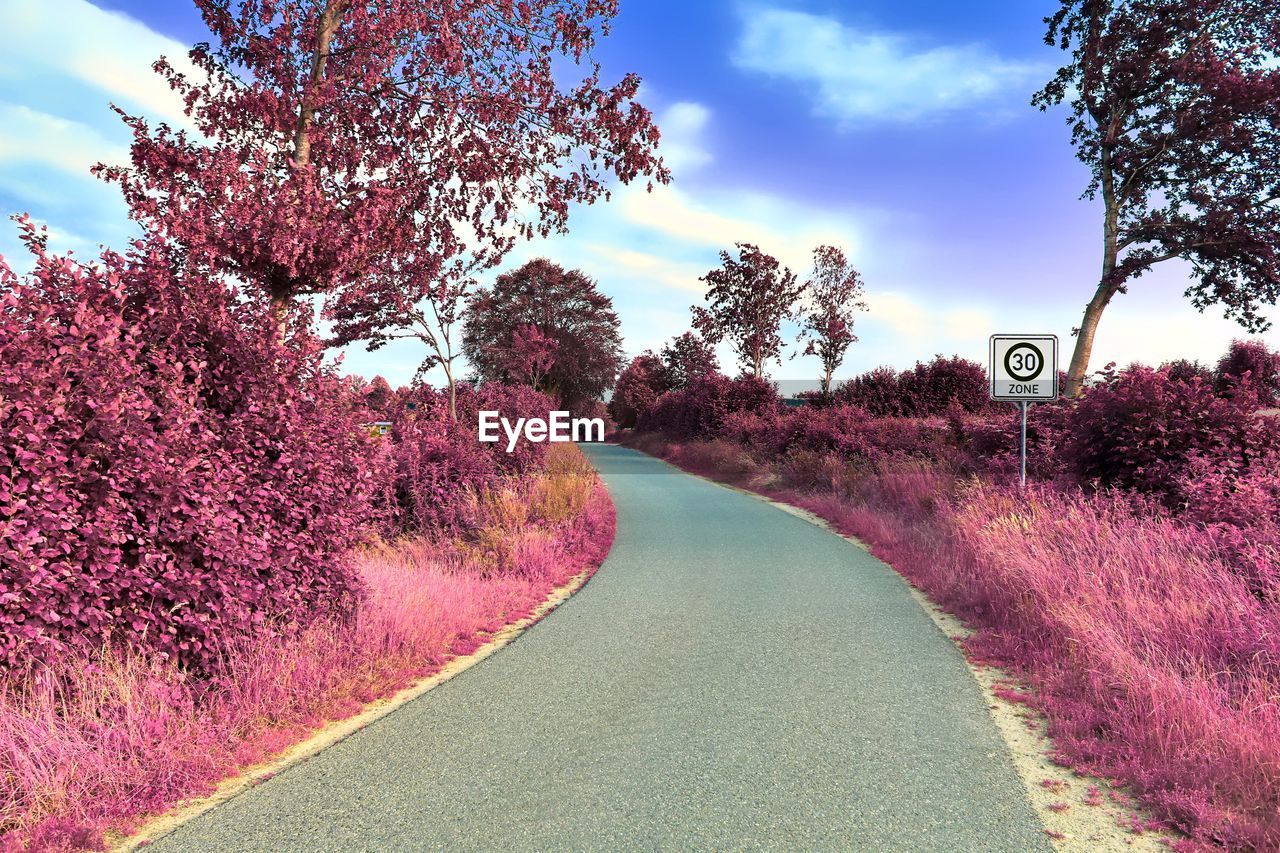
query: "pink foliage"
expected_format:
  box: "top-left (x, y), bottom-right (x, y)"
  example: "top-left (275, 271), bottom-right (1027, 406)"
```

top-left (97, 0), bottom-right (668, 315)
top-left (637, 374), bottom-right (778, 439)
top-left (377, 383), bottom-right (557, 537)
top-left (1062, 364), bottom-right (1278, 504)
top-left (1180, 448), bottom-right (1280, 597)
top-left (1215, 339), bottom-right (1280, 405)
top-left (0, 469), bottom-right (615, 850)
top-left (0, 223), bottom-right (376, 672)
top-left (608, 354), bottom-right (667, 429)
top-left (833, 356), bottom-right (997, 418)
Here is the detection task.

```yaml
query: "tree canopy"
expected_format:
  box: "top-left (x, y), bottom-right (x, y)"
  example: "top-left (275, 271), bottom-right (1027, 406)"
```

top-left (1036, 0), bottom-right (1280, 395)
top-left (461, 259), bottom-right (624, 409)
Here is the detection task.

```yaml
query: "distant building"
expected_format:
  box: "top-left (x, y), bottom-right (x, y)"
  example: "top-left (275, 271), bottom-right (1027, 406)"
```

top-left (365, 421), bottom-right (393, 437)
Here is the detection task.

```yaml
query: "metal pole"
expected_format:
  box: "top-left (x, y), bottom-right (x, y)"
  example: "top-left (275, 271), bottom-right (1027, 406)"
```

top-left (1020, 401), bottom-right (1028, 488)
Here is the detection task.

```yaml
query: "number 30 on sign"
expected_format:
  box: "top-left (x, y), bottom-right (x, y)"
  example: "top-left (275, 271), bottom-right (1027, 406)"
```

top-left (989, 335), bottom-right (1058, 402)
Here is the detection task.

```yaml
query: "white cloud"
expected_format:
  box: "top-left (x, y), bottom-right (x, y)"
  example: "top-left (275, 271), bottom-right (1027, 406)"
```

top-left (863, 290), bottom-right (929, 339)
top-left (579, 243), bottom-right (708, 293)
top-left (615, 181), bottom-right (865, 275)
top-left (656, 101), bottom-right (713, 175)
top-left (0, 0), bottom-right (197, 128)
top-left (0, 103), bottom-right (128, 176)
top-left (732, 7), bottom-right (1044, 125)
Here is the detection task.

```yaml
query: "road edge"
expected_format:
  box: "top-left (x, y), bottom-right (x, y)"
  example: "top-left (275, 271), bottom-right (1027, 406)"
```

top-left (619, 444), bottom-right (1177, 852)
top-left (115, 556), bottom-right (606, 851)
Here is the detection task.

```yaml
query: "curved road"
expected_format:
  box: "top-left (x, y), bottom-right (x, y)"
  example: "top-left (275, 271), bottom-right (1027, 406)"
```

top-left (153, 444), bottom-right (1047, 851)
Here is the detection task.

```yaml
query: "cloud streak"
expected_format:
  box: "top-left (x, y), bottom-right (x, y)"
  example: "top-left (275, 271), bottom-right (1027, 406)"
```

top-left (732, 7), bottom-right (1045, 126)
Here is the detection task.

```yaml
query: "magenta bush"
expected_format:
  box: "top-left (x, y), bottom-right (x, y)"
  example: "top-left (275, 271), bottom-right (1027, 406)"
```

top-left (469, 383), bottom-right (556, 476)
top-left (1061, 364), bottom-right (1278, 503)
top-left (949, 402), bottom-right (1073, 481)
top-left (834, 356), bottom-right (995, 418)
top-left (1215, 339), bottom-right (1280, 405)
top-left (379, 382), bottom-right (557, 537)
top-left (0, 224), bottom-right (378, 672)
top-left (899, 355), bottom-right (995, 416)
top-left (637, 374), bottom-right (778, 439)
top-left (831, 366), bottom-right (904, 416)
top-left (608, 354), bottom-right (668, 428)
top-left (1160, 358), bottom-right (1215, 386)
top-left (1180, 448), bottom-right (1280, 597)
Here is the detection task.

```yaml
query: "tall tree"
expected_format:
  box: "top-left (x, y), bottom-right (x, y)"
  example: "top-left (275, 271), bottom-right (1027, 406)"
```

top-left (659, 331), bottom-right (719, 389)
top-left (692, 243), bottom-right (803, 378)
top-left (1035, 0), bottom-right (1280, 396)
top-left (461, 259), bottom-right (623, 409)
top-left (797, 245), bottom-right (867, 396)
top-left (97, 0), bottom-right (668, 335)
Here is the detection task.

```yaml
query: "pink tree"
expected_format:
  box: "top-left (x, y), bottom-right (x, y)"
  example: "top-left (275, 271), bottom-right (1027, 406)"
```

top-left (797, 245), bottom-right (866, 396)
top-left (692, 243), bottom-right (803, 378)
top-left (608, 352), bottom-right (667, 428)
top-left (97, 0), bottom-right (669, 337)
top-left (461, 259), bottom-right (623, 409)
top-left (502, 324), bottom-right (561, 392)
top-left (1036, 0), bottom-right (1280, 396)
top-left (659, 331), bottom-right (719, 389)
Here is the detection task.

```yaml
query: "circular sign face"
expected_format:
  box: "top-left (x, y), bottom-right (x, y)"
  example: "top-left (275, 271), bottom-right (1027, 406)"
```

top-left (1004, 343), bottom-right (1044, 382)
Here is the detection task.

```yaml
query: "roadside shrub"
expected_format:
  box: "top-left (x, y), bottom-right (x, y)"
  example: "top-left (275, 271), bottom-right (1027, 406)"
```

top-left (1061, 364), bottom-right (1278, 503)
top-left (380, 383), bottom-right (556, 537)
top-left (0, 224), bottom-right (376, 672)
top-left (1215, 339), bottom-right (1280, 406)
top-left (637, 374), bottom-right (778, 439)
top-left (608, 354), bottom-right (667, 428)
top-left (1180, 448), bottom-right (1280, 597)
top-left (899, 355), bottom-right (995, 416)
top-left (832, 366), bottom-right (904, 416)
top-left (949, 402), bottom-right (1072, 481)
top-left (469, 382), bottom-right (556, 476)
top-left (834, 356), bottom-right (994, 418)
top-left (1160, 358), bottom-right (1214, 386)
top-left (382, 395), bottom-right (494, 538)
top-left (0, 448), bottom-right (615, 848)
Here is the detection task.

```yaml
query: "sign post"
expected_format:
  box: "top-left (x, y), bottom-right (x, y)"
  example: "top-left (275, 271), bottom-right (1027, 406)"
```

top-left (989, 335), bottom-right (1058, 487)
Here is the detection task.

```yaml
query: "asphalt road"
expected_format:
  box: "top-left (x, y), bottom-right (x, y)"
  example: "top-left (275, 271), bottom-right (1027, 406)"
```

top-left (152, 443), bottom-right (1048, 852)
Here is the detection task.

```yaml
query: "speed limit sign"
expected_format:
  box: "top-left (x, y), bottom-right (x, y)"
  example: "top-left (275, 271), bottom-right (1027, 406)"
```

top-left (990, 335), bottom-right (1058, 402)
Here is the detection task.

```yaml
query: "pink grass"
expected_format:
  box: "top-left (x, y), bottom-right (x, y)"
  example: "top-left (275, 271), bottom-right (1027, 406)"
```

top-left (0, 463), bottom-right (614, 851)
top-left (627, 433), bottom-right (1280, 850)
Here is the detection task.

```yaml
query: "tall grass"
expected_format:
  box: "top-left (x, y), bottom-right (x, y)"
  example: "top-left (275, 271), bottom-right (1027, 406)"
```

top-left (628, 433), bottom-right (1280, 850)
top-left (0, 445), bottom-right (614, 851)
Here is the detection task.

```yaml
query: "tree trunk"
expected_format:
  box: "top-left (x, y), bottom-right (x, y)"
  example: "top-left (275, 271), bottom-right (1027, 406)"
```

top-left (293, 0), bottom-right (346, 169)
top-left (441, 359), bottom-right (458, 423)
top-left (268, 0), bottom-right (344, 342)
top-left (1065, 141), bottom-right (1122, 397)
top-left (269, 276), bottom-right (292, 341)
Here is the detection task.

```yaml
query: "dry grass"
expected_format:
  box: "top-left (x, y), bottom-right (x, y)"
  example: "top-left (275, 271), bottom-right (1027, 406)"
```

top-left (0, 446), bottom-right (615, 851)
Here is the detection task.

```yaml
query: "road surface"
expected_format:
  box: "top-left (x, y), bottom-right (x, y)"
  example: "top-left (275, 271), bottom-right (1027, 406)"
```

top-left (152, 443), bottom-right (1047, 851)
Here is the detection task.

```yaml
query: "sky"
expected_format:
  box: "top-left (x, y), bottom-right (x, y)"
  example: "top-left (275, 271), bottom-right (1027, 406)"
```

top-left (1, 0), bottom-right (1278, 388)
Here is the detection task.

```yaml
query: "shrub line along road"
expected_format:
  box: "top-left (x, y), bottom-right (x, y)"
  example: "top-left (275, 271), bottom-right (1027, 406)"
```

top-left (150, 444), bottom-right (1048, 851)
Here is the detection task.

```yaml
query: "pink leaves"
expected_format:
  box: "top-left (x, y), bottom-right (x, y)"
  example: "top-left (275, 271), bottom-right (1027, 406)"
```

top-left (102, 0), bottom-right (667, 343)
top-left (693, 243), bottom-right (803, 379)
top-left (0, 233), bottom-right (375, 673)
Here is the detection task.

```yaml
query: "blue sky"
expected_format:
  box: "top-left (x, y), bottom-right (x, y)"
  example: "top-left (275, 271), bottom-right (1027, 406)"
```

top-left (2, 0), bottom-right (1277, 387)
